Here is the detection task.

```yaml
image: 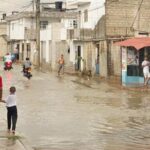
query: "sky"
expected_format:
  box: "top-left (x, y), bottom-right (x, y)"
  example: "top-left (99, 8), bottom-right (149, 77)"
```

top-left (0, 0), bottom-right (32, 14)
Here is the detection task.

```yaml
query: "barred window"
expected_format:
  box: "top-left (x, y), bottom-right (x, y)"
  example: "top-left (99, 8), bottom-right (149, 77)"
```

top-left (40, 21), bottom-right (48, 29)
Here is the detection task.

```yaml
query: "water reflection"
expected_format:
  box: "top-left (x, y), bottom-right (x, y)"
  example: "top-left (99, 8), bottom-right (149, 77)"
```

top-left (5, 71), bottom-right (13, 88)
top-left (127, 98), bottom-right (143, 109)
top-left (5, 67), bottom-right (150, 150)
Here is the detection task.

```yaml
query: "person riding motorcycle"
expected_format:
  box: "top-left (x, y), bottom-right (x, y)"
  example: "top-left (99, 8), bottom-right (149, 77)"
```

top-left (3, 53), bottom-right (12, 70)
top-left (4, 53), bottom-right (12, 63)
top-left (23, 57), bottom-right (32, 74)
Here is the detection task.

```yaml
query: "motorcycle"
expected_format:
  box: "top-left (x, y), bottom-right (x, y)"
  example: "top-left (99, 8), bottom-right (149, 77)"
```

top-left (4, 61), bottom-right (13, 70)
top-left (23, 67), bottom-right (32, 79)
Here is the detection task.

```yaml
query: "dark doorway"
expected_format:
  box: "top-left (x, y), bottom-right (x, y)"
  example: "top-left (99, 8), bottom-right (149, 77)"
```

top-left (96, 44), bottom-right (100, 74)
top-left (27, 44), bottom-right (31, 58)
top-left (77, 46), bottom-right (81, 71)
top-left (16, 44), bottom-right (20, 60)
top-left (22, 44), bottom-right (24, 60)
top-left (139, 49), bottom-right (144, 77)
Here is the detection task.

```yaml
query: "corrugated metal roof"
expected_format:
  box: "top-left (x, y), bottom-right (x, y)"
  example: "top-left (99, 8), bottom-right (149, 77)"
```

top-left (115, 37), bottom-right (150, 50)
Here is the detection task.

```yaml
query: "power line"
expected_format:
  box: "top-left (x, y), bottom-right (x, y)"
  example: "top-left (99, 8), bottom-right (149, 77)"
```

top-left (3, 1), bottom-right (33, 18)
top-left (0, 1), bottom-right (33, 15)
top-left (131, 0), bottom-right (144, 28)
top-left (77, 4), bottom-right (104, 16)
top-left (89, 5), bottom-right (104, 11)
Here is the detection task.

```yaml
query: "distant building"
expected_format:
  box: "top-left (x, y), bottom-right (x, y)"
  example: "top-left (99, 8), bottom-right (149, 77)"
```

top-left (40, 11), bottom-right (77, 71)
top-left (6, 10), bottom-right (77, 68)
top-left (6, 12), bottom-right (36, 62)
top-left (0, 21), bottom-right (8, 57)
top-left (97, 0), bottom-right (150, 84)
top-left (67, 0), bottom-right (104, 74)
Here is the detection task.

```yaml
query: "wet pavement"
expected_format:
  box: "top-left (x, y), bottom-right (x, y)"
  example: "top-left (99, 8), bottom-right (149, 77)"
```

top-left (0, 63), bottom-right (150, 150)
top-left (0, 107), bottom-right (33, 150)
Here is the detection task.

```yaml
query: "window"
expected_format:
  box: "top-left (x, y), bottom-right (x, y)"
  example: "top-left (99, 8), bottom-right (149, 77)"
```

top-left (68, 19), bottom-right (78, 29)
top-left (40, 21), bottom-right (48, 29)
top-left (73, 20), bottom-right (77, 28)
top-left (84, 9), bottom-right (88, 22)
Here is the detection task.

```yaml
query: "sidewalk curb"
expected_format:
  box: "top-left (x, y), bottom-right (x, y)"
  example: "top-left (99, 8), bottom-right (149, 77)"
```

top-left (0, 131), bottom-right (34, 150)
top-left (19, 138), bottom-right (34, 150)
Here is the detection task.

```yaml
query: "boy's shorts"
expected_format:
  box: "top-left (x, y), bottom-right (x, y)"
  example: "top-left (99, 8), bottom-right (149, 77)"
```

top-left (144, 71), bottom-right (149, 78)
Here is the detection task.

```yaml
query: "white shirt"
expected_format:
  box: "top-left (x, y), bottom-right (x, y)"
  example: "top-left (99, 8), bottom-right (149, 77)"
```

top-left (142, 60), bottom-right (150, 73)
top-left (23, 60), bottom-right (31, 68)
top-left (5, 94), bottom-right (17, 107)
top-left (4, 55), bottom-right (12, 63)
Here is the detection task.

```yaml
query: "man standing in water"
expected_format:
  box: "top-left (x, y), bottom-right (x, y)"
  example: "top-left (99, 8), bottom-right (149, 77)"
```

top-left (58, 54), bottom-right (65, 76)
top-left (142, 56), bottom-right (150, 85)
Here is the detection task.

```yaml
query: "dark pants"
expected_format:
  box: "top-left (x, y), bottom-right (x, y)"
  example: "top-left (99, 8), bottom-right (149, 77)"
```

top-left (7, 106), bottom-right (18, 131)
top-left (58, 64), bottom-right (64, 74)
top-left (0, 89), bottom-right (2, 100)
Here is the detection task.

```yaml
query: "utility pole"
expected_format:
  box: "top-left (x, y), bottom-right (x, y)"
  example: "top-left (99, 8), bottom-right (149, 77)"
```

top-left (36, 0), bottom-right (41, 69)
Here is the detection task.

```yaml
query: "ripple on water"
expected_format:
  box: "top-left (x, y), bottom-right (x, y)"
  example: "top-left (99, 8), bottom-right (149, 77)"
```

top-left (91, 117), bottom-right (150, 150)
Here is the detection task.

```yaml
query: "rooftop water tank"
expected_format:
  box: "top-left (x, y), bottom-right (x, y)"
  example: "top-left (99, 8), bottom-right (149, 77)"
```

top-left (55, 1), bottom-right (63, 10)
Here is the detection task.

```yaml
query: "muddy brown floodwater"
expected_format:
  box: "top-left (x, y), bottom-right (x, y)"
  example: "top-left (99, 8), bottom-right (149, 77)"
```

top-left (1, 65), bottom-right (150, 150)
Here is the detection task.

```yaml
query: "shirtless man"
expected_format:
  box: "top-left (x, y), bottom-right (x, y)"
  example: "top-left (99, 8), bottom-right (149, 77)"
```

top-left (58, 54), bottom-right (65, 75)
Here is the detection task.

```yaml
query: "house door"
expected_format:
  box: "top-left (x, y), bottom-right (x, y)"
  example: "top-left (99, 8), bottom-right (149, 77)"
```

top-left (16, 44), bottom-right (20, 60)
top-left (22, 44), bottom-right (24, 60)
top-left (27, 44), bottom-right (31, 58)
top-left (96, 44), bottom-right (100, 74)
top-left (77, 46), bottom-right (81, 71)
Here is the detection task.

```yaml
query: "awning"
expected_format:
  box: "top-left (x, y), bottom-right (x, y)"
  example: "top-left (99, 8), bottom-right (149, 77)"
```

top-left (114, 37), bottom-right (150, 50)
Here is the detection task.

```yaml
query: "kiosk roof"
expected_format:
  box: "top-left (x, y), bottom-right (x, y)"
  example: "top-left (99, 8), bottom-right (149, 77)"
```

top-left (115, 37), bottom-right (150, 50)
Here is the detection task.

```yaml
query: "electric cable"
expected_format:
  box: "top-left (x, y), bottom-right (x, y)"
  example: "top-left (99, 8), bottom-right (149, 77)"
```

top-left (131, 0), bottom-right (144, 28)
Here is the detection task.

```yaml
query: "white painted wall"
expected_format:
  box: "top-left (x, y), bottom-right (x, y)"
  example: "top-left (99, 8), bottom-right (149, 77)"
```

top-left (61, 28), bottom-right (67, 40)
top-left (8, 18), bottom-right (35, 40)
top-left (24, 18), bottom-right (35, 28)
top-left (69, 41), bottom-right (75, 63)
top-left (67, 0), bottom-right (105, 29)
top-left (40, 22), bottom-right (63, 64)
top-left (40, 25), bottom-right (52, 41)
top-left (9, 19), bottom-right (24, 40)
top-left (79, 0), bottom-right (105, 29)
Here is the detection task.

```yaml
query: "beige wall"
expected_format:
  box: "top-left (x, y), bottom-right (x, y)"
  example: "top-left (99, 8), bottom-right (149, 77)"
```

top-left (111, 42), bottom-right (121, 76)
top-left (0, 37), bottom-right (7, 56)
top-left (49, 40), bottom-right (70, 71)
top-left (105, 0), bottom-right (150, 37)
top-left (0, 23), bottom-right (7, 57)
top-left (83, 42), bottom-right (93, 70)
top-left (94, 15), bottom-right (106, 39)
top-left (99, 41), bottom-right (108, 77)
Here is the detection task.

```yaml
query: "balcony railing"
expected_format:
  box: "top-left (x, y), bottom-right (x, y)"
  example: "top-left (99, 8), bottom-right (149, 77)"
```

top-left (67, 0), bottom-right (91, 6)
top-left (67, 28), bottom-right (93, 40)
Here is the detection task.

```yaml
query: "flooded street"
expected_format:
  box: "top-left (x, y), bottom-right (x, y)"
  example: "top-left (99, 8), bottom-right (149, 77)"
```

top-left (1, 64), bottom-right (150, 150)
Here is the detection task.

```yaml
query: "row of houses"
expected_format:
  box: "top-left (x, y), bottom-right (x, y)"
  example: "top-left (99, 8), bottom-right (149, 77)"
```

top-left (1, 0), bottom-right (150, 85)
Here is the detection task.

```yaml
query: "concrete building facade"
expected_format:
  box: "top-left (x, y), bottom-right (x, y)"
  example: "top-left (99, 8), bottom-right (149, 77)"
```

top-left (96, 0), bottom-right (150, 81)
top-left (67, 0), bottom-right (105, 75)
top-left (0, 22), bottom-right (8, 57)
top-left (6, 12), bottom-right (36, 62)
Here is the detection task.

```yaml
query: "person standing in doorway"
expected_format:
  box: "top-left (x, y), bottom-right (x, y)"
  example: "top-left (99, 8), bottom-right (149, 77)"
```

top-left (0, 86), bottom-right (18, 135)
top-left (58, 54), bottom-right (65, 75)
top-left (14, 47), bottom-right (19, 63)
top-left (142, 57), bottom-right (150, 85)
